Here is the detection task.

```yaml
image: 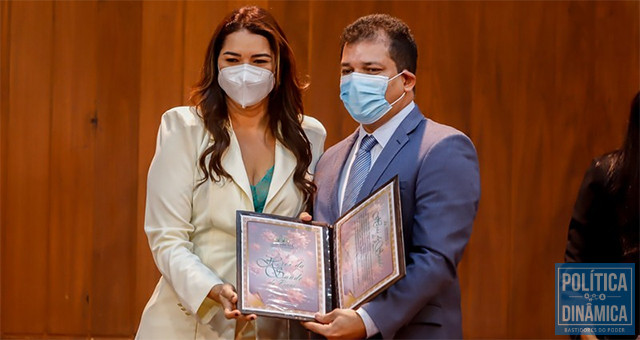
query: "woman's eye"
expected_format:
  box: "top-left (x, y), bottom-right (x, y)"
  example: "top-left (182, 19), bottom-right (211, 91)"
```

top-left (225, 58), bottom-right (239, 63)
top-left (254, 59), bottom-right (268, 64)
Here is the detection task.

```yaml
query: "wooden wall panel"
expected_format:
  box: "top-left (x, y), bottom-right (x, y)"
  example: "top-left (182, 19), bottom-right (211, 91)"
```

top-left (461, 2), bottom-right (517, 337)
top-left (268, 1), bottom-right (311, 98)
top-left (2, 1), bottom-right (53, 334)
top-left (395, 1), bottom-right (477, 134)
top-left (91, 1), bottom-right (141, 336)
top-left (591, 0), bottom-right (640, 155)
top-left (0, 0), bottom-right (10, 333)
top-left (48, 1), bottom-right (97, 334)
top-left (135, 0), bottom-right (185, 328)
top-left (509, 3), bottom-right (559, 336)
top-left (508, 2), bottom-right (637, 337)
top-left (307, 1), bottom-right (371, 147)
top-left (182, 1), bottom-right (227, 103)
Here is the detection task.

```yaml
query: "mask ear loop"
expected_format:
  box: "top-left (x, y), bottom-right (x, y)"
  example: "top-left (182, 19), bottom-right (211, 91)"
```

top-left (388, 71), bottom-right (404, 82)
top-left (390, 91), bottom-right (406, 106)
top-left (388, 71), bottom-right (407, 106)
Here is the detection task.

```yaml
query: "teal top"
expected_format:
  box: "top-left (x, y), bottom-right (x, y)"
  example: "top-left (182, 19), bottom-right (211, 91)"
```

top-left (250, 165), bottom-right (274, 213)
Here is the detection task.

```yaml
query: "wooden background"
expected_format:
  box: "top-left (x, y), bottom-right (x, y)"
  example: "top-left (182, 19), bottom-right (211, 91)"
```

top-left (1, 1), bottom-right (638, 338)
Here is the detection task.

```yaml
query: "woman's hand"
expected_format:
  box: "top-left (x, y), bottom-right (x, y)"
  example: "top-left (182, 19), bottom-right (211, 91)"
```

top-left (209, 283), bottom-right (257, 321)
top-left (299, 212), bottom-right (312, 222)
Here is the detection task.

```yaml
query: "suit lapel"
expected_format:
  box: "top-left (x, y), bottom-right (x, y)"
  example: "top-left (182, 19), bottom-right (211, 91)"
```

top-left (222, 130), bottom-right (253, 203)
top-left (264, 139), bottom-right (296, 210)
top-left (357, 106), bottom-right (425, 202)
top-left (326, 131), bottom-right (359, 221)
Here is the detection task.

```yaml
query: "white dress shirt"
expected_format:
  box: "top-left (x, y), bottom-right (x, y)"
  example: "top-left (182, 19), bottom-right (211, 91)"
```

top-left (337, 101), bottom-right (415, 338)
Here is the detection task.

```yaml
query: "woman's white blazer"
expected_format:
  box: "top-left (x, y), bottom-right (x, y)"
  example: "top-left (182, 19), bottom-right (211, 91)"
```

top-left (136, 106), bottom-right (326, 339)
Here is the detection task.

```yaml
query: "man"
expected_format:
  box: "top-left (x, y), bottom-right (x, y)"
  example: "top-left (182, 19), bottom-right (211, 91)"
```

top-left (302, 14), bottom-right (481, 339)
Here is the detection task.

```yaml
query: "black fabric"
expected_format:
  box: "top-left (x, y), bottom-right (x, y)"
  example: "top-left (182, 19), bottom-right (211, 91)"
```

top-left (565, 153), bottom-right (639, 339)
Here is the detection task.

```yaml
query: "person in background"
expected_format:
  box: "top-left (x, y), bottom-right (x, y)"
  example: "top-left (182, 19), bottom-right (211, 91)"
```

top-left (565, 91), bottom-right (639, 339)
top-left (136, 6), bottom-right (325, 339)
top-left (303, 14), bottom-right (481, 339)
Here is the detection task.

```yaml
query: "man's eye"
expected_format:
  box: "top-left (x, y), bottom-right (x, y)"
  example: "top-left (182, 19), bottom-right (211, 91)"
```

top-left (341, 69), bottom-right (353, 75)
top-left (366, 68), bottom-right (382, 73)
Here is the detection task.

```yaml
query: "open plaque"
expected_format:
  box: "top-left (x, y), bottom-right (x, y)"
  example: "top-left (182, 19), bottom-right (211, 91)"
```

top-left (236, 177), bottom-right (405, 321)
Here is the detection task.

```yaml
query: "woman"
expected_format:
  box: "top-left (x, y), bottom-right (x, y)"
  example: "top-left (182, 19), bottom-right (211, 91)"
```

top-left (565, 91), bottom-right (639, 338)
top-left (136, 6), bottom-right (326, 339)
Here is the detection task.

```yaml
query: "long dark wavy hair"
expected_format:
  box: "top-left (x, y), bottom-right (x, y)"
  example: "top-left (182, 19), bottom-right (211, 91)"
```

top-left (606, 91), bottom-right (639, 260)
top-left (190, 6), bottom-right (315, 200)
top-left (607, 92), bottom-right (639, 204)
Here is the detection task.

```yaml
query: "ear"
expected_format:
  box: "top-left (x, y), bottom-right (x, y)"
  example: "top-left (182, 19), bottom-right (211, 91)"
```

top-left (399, 70), bottom-right (416, 92)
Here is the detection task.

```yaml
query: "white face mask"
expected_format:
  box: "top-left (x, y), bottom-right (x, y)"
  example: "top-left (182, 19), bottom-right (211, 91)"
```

top-left (218, 64), bottom-right (275, 108)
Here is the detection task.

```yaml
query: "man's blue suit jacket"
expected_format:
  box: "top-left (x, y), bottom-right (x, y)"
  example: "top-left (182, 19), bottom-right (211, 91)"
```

top-left (313, 106), bottom-right (480, 339)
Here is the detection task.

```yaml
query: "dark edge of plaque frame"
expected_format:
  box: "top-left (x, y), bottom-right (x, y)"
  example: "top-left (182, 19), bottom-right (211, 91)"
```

top-left (235, 210), bottom-right (328, 321)
top-left (333, 175), bottom-right (406, 310)
top-left (324, 225), bottom-right (335, 313)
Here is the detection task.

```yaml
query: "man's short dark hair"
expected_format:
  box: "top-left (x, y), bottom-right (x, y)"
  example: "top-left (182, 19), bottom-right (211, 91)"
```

top-left (340, 14), bottom-right (418, 74)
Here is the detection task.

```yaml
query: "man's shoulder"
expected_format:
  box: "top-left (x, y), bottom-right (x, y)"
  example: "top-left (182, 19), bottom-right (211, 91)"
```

top-left (420, 118), bottom-right (469, 143)
top-left (397, 105), bottom-right (472, 148)
top-left (406, 118), bottom-right (475, 158)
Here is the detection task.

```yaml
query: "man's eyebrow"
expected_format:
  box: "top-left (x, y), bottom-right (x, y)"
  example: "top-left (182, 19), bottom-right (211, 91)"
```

top-left (341, 61), bottom-right (384, 67)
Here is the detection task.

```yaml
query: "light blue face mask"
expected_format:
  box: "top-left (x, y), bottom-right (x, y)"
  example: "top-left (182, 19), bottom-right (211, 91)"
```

top-left (340, 72), bottom-right (406, 125)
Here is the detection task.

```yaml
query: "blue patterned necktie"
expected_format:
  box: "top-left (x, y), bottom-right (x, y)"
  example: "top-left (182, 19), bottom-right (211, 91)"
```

top-left (342, 134), bottom-right (377, 213)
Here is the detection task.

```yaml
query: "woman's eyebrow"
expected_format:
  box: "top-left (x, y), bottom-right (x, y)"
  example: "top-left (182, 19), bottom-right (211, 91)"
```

top-left (222, 51), bottom-right (241, 56)
top-left (252, 53), bottom-right (272, 59)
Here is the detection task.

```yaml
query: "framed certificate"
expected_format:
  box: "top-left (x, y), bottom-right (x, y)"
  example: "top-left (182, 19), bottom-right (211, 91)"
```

top-left (236, 213), bottom-right (331, 320)
top-left (236, 177), bottom-right (405, 320)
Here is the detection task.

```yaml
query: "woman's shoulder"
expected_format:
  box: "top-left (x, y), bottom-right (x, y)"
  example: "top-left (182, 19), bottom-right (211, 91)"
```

top-left (156, 106), bottom-right (209, 146)
top-left (161, 106), bottom-right (205, 129)
top-left (579, 151), bottom-right (620, 196)
top-left (591, 152), bottom-right (620, 180)
top-left (300, 115), bottom-right (326, 140)
top-left (593, 152), bottom-right (619, 170)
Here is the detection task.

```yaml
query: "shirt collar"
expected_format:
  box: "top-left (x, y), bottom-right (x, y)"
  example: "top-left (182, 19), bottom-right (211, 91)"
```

top-left (357, 101), bottom-right (416, 148)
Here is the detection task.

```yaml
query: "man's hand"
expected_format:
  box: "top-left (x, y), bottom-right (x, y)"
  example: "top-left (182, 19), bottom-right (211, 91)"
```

top-left (209, 283), bottom-right (256, 321)
top-left (302, 308), bottom-right (367, 339)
